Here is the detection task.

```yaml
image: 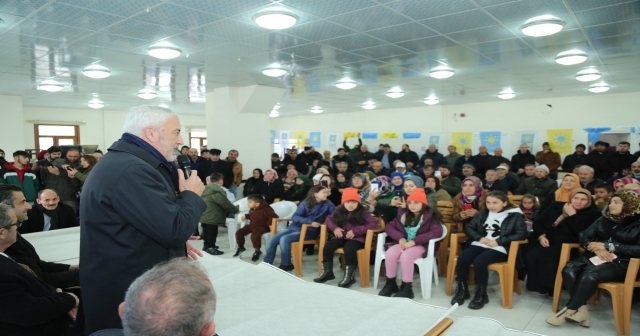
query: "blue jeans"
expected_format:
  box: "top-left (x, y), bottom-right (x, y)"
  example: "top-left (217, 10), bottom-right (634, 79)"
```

top-left (263, 229), bottom-right (300, 266)
top-left (228, 186), bottom-right (237, 198)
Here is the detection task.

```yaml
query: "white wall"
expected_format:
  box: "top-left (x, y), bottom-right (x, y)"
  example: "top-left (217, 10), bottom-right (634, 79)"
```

top-left (0, 95), bottom-right (25, 156)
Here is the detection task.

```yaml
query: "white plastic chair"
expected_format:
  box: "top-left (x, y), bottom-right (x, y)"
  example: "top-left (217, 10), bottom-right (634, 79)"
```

top-left (236, 201), bottom-right (298, 253)
top-left (227, 197), bottom-right (249, 250)
top-left (372, 224), bottom-right (447, 299)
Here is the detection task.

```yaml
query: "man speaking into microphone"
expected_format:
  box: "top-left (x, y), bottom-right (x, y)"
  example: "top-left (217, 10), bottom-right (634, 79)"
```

top-left (79, 106), bottom-right (207, 334)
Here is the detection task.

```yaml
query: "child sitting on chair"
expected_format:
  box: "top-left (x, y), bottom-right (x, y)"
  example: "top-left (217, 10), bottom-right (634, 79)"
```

top-left (593, 183), bottom-right (613, 213)
top-left (314, 188), bottom-right (380, 288)
top-left (233, 194), bottom-right (278, 262)
top-left (263, 186), bottom-right (335, 272)
top-left (378, 188), bottom-right (443, 299)
top-left (451, 191), bottom-right (527, 310)
top-left (519, 194), bottom-right (539, 231)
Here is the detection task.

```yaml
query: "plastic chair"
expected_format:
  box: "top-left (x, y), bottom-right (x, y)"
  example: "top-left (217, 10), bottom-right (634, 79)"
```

top-left (227, 197), bottom-right (249, 250)
top-left (237, 201), bottom-right (298, 255)
top-left (445, 233), bottom-right (527, 309)
top-left (372, 224), bottom-right (447, 299)
top-left (437, 201), bottom-right (455, 277)
top-left (291, 224), bottom-right (322, 277)
top-left (508, 195), bottom-right (523, 207)
top-left (317, 217), bottom-right (385, 288)
top-left (552, 243), bottom-right (640, 336)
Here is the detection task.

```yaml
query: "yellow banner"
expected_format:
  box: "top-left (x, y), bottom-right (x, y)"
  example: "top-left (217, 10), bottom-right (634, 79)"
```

top-left (546, 129), bottom-right (573, 154)
top-left (381, 132), bottom-right (398, 139)
top-left (451, 132), bottom-right (472, 150)
top-left (293, 131), bottom-right (306, 148)
top-left (343, 132), bottom-right (359, 138)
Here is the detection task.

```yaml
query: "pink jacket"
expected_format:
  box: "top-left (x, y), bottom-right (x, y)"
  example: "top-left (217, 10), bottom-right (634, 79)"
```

top-left (325, 206), bottom-right (380, 243)
top-left (385, 208), bottom-right (443, 258)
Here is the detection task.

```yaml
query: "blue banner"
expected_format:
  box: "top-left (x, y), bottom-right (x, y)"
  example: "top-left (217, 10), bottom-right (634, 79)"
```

top-left (270, 130), bottom-right (276, 144)
top-left (403, 133), bottom-right (421, 139)
top-left (480, 131), bottom-right (501, 152)
top-left (309, 132), bottom-right (321, 147)
top-left (362, 133), bottom-right (378, 139)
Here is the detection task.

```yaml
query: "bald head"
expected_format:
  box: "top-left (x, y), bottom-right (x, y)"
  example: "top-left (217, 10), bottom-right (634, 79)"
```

top-left (36, 189), bottom-right (60, 211)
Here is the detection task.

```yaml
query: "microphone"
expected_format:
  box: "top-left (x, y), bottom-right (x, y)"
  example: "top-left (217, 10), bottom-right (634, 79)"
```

top-left (177, 155), bottom-right (192, 179)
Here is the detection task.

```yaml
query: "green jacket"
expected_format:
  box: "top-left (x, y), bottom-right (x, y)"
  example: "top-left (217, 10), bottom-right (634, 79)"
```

top-left (200, 184), bottom-right (239, 225)
top-left (440, 176), bottom-right (462, 197)
top-left (444, 154), bottom-right (462, 169)
top-left (0, 164), bottom-right (40, 202)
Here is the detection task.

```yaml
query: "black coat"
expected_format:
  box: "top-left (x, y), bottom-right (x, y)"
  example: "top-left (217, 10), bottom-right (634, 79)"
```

top-left (5, 234), bottom-right (79, 289)
top-left (587, 150), bottom-right (612, 180)
top-left (511, 151), bottom-right (536, 174)
top-left (487, 156), bottom-right (511, 170)
top-left (420, 150), bottom-right (446, 168)
top-left (331, 154), bottom-right (356, 173)
top-left (473, 154), bottom-right (493, 176)
top-left (301, 152), bottom-right (323, 166)
top-left (282, 156), bottom-right (308, 175)
top-left (483, 179), bottom-right (509, 193)
top-left (353, 151), bottom-right (375, 172)
top-left (197, 159), bottom-right (234, 187)
top-left (464, 209), bottom-right (528, 253)
top-left (79, 139), bottom-right (206, 334)
top-left (0, 255), bottom-right (77, 336)
top-left (259, 179), bottom-right (284, 204)
top-left (243, 179), bottom-right (263, 196)
top-left (607, 151), bottom-right (637, 175)
top-left (515, 176), bottom-right (558, 204)
top-left (19, 204), bottom-right (78, 234)
top-left (562, 152), bottom-right (589, 172)
top-left (579, 214), bottom-right (640, 261)
top-left (283, 185), bottom-right (310, 203)
top-left (398, 150), bottom-right (420, 167)
top-left (375, 151), bottom-right (400, 168)
top-left (454, 156), bottom-right (479, 176)
top-left (581, 179), bottom-right (604, 194)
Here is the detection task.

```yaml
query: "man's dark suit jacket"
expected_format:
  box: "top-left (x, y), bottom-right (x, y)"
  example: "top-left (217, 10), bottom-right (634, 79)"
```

top-left (19, 203), bottom-right (78, 234)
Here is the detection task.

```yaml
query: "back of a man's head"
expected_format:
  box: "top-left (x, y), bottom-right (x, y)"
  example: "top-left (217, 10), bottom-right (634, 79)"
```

top-left (121, 258), bottom-right (216, 336)
top-left (122, 106), bottom-right (180, 137)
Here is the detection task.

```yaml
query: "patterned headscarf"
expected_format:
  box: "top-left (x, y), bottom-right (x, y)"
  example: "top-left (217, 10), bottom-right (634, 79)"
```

top-left (555, 173), bottom-right (581, 202)
top-left (605, 190), bottom-right (640, 223)
top-left (371, 176), bottom-right (393, 197)
top-left (263, 169), bottom-right (278, 182)
top-left (461, 176), bottom-right (483, 204)
top-left (614, 177), bottom-right (640, 191)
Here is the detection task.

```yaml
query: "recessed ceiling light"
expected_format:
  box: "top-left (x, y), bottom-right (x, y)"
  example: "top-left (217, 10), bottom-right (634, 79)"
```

top-left (386, 86), bottom-right (404, 98)
top-left (273, 103), bottom-right (281, 110)
top-left (520, 15), bottom-right (565, 37)
top-left (498, 90), bottom-right (516, 99)
top-left (158, 103), bottom-right (169, 108)
top-left (261, 63), bottom-right (288, 77)
top-left (575, 69), bottom-right (602, 82)
top-left (147, 43), bottom-right (182, 59)
top-left (253, 7), bottom-right (299, 30)
top-left (555, 50), bottom-right (587, 65)
top-left (37, 80), bottom-right (64, 92)
top-left (137, 88), bottom-right (157, 99)
top-left (82, 64), bottom-right (111, 79)
top-left (588, 83), bottom-right (610, 93)
top-left (424, 97), bottom-right (439, 105)
top-left (88, 98), bottom-right (104, 109)
top-left (269, 110), bottom-right (279, 118)
top-left (362, 101), bottom-right (376, 110)
top-left (429, 66), bottom-right (454, 79)
top-left (335, 78), bottom-right (357, 90)
top-left (311, 106), bottom-right (323, 114)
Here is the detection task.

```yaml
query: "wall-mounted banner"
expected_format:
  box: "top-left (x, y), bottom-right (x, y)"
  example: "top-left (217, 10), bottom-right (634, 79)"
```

top-left (293, 131), bottom-right (306, 148)
top-left (547, 129), bottom-right (573, 154)
top-left (343, 132), bottom-right (358, 138)
top-left (425, 134), bottom-right (442, 148)
top-left (362, 133), bottom-right (378, 139)
top-left (270, 130), bottom-right (276, 144)
top-left (382, 132), bottom-right (398, 139)
top-left (403, 133), bottom-right (421, 139)
top-left (515, 131), bottom-right (536, 148)
top-left (451, 132), bottom-right (472, 150)
top-left (328, 133), bottom-right (338, 149)
top-left (480, 131), bottom-right (501, 152)
top-left (583, 128), bottom-right (611, 143)
top-left (309, 132), bottom-right (321, 148)
top-left (280, 130), bottom-right (290, 146)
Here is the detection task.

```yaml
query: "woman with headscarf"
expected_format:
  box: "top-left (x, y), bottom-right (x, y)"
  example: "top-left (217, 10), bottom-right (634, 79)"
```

top-left (539, 173), bottom-right (581, 211)
top-left (320, 174), bottom-right (342, 206)
top-left (335, 171), bottom-right (351, 190)
top-left (243, 168), bottom-right (264, 196)
top-left (378, 175), bottom-right (437, 220)
top-left (547, 191), bottom-right (640, 327)
top-left (613, 177), bottom-right (640, 194)
top-left (283, 175), bottom-right (311, 205)
top-left (282, 169), bottom-right (298, 188)
top-left (525, 189), bottom-right (601, 296)
top-left (425, 176), bottom-right (452, 202)
top-left (312, 174), bottom-right (323, 186)
top-left (365, 176), bottom-right (395, 219)
top-left (452, 176), bottom-right (489, 226)
top-left (258, 169), bottom-right (284, 204)
top-left (390, 172), bottom-right (405, 192)
top-left (351, 173), bottom-right (371, 207)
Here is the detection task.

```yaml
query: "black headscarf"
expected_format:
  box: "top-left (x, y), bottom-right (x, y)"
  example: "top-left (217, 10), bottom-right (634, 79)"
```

top-left (248, 169), bottom-right (264, 185)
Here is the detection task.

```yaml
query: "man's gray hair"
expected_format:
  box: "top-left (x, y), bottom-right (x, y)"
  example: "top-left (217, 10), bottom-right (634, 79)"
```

top-left (578, 165), bottom-right (595, 174)
top-left (485, 169), bottom-right (497, 176)
top-left (123, 106), bottom-right (181, 137)
top-left (122, 258), bottom-right (216, 336)
top-left (0, 204), bottom-right (13, 228)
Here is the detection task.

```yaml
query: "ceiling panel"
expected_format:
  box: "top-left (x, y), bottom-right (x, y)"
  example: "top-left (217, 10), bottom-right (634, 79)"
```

top-left (133, 3), bottom-right (222, 31)
top-left (285, 0), bottom-right (378, 18)
top-left (29, 3), bottom-right (124, 30)
top-left (56, 0), bottom-right (160, 18)
top-left (420, 9), bottom-right (498, 34)
top-left (565, 0), bottom-right (638, 14)
top-left (327, 6), bottom-right (408, 32)
top-left (573, 2), bottom-right (640, 27)
top-left (385, 0), bottom-right (477, 21)
top-left (105, 19), bottom-right (185, 42)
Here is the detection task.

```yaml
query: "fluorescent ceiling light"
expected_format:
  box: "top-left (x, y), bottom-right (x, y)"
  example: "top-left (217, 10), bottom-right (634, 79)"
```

top-left (498, 90), bottom-right (516, 99)
top-left (424, 97), bottom-right (439, 105)
top-left (37, 80), bottom-right (64, 92)
top-left (137, 88), bottom-right (157, 99)
top-left (147, 43), bottom-right (182, 59)
top-left (362, 101), bottom-right (376, 110)
top-left (269, 110), bottom-right (279, 118)
top-left (520, 15), bottom-right (565, 37)
top-left (386, 87), bottom-right (404, 98)
top-left (262, 63), bottom-right (288, 77)
top-left (588, 83), bottom-right (610, 93)
top-left (311, 106), bottom-right (323, 114)
top-left (273, 103), bottom-right (281, 110)
top-left (253, 7), bottom-right (299, 30)
top-left (429, 66), bottom-right (454, 79)
top-left (336, 78), bottom-right (357, 90)
top-left (87, 98), bottom-right (104, 109)
top-left (575, 69), bottom-right (601, 82)
top-left (82, 64), bottom-right (111, 79)
top-left (555, 50), bottom-right (587, 65)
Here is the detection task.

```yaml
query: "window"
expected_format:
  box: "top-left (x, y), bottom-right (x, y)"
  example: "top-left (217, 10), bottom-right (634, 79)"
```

top-left (189, 131), bottom-right (207, 150)
top-left (35, 124), bottom-right (80, 151)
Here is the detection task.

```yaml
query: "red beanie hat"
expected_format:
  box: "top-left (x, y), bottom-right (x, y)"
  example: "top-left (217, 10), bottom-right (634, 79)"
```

top-left (36, 150), bottom-right (48, 161)
top-left (407, 188), bottom-right (428, 206)
top-left (341, 188), bottom-right (361, 204)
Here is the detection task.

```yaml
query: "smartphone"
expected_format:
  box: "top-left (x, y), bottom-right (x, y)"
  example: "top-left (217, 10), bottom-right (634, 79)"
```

top-left (394, 190), bottom-right (404, 198)
top-left (370, 183), bottom-right (379, 193)
top-left (463, 203), bottom-right (472, 211)
top-left (320, 180), bottom-right (329, 187)
top-left (435, 170), bottom-right (442, 178)
top-left (66, 166), bottom-right (74, 171)
top-left (590, 253), bottom-right (616, 265)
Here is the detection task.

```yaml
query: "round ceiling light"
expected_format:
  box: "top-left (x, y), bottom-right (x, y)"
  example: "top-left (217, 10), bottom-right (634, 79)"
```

top-left (386, 87), bottom-right (404, 98)
top-left (273, 103), bottom-right (281, 110)
top-left (261, 63), bottom-right (288, 77)
top-left (335, 78), bottom-right (357, 90)
top-left (269, 110), bottom-right (280, 118)
top-left (588, 83), bottom-right (610, 93)
top-left (310, 106), bottom-right (323, 114)
top-left (146, 43), bottom-right (182, 59)
top-left (37, 80), bottom-right (64, 92)
top-left (88, 98), bottom-right (104, 109)
top-left (253, 7), bottom-right (299, 30)
top-left (137, 88), bottom-right (157, 99)
top-left (362, 101), bottom-right (376, 110)
top-left (575, 69), bottom-right (601, 82)
top-left (498, 90), bottom-right (516, 100)
top-left (424, 97), bottom-right (440, 105)
top-left (520, 15), bottom-right (565, 37)
top-left (82, 64), bottom-right (111, 79)
top-left (429, 66), bottom-right (454, 79)
top-left (555, 50), bottom-right (587, 65)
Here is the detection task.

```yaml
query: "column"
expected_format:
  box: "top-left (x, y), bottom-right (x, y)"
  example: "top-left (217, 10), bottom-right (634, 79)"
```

top-left (0, 95), bottom-right (25, 154)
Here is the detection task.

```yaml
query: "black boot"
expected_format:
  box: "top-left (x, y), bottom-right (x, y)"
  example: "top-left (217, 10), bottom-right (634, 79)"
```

top-left (468, 285), bottom-right (489, 310)
top-left (378, 277), bottom-right (399, 297)
top-left (393, 281), bottom-right (414, 299)
top-left (450, 280), bottom-right (470, 306)
top-left (233, 246), bottom-right (246, 257)
top-left (314, 262), bottom-right (336, 283)
top-left (305, 244), bottom-right (315, 255)
top-left (251, 250), bottom-right (262, 262)
top-left (338, 265), bottom-right (357, 288)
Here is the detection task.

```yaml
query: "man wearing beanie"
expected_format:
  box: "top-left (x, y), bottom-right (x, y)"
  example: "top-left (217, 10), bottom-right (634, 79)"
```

top-left (515, 164), bottom-right (557, 204)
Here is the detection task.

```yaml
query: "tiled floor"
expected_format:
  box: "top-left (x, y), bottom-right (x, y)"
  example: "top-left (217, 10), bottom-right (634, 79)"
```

top-left (198, 226), bottom-right (640, 336)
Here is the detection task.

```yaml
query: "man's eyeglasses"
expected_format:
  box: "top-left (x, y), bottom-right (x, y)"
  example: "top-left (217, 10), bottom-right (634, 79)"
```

top-left (2, 221), bottom-right (22, 230)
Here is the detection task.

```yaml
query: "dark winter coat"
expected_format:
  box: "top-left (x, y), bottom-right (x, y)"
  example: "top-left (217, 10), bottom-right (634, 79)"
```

top-left (515, 176), bottom-right (558, 204)
top-left (587, 150), bottom-right (612, 180)
top-left (331, 154), bottom-right (356, 173)
top-left (19, 203), bottom-right (78, 234)
top-left (420, 150), bottom-right (446, 168)
top-left (325, 206), bottom-right (380, 243)
top-left (197, 159), bottom-right (234, 187)
top-left (464, 209), bottom-right (528, 253)
top-left (579, 214), bottom-right (640, 261)
top-left (399, 150), bottom-right (420, 167)
top-left (353, 150), bottom-right (375, 172)
top-left (562, 152), bottom-right (589, 172)
top-left (607, 151), bottom-right (637, 176)
top-left (511, 151), bottom-right (536, 174)
top-left (454, 156), bottom-right (479, 176)
top-left (259, 179), bottom-right (285, 204)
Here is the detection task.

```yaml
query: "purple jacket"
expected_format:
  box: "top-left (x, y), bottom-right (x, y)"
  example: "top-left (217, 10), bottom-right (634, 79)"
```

top-left (385, 208), bottom-right (444, 258)
top-left (326, 206), bottom-right (381, 243)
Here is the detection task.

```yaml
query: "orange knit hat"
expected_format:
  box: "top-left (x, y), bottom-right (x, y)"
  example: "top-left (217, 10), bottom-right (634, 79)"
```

top-left (407, 188), bottom-right (428, 205)
top-left (341, 188), bottom-right (361, 204)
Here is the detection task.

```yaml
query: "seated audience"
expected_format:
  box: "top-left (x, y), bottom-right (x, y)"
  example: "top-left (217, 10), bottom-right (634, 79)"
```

top-left (0, 150), bottom-right (39, 204)
top-left (515, 164), bottom-right (558, 204)
top-left (496, 165), bottom-right (519, 194)
top-left (335, 172), bottom-right (351, 190)
top-left (19, 189), bottom-right (78, 234)
top-left (367, 161), bottom-right (390, 177)
top-left (425, 176), bottom-right (452, 202)
top-left (390, 172), bottom-right (405, 193)
top-left (399, 144), bottom-right (420, 168)
top-left (332, 148), bottom-right (356, 173)
top-left (439, 165), bottom-right (462, 197)
top-left (282, 149), bottom-right (308, 175)
top-left (200, 173), bottom-right (240, 256)
top-left (520, 194), bottom-right (540, 230)
top-left (562, 144), bottom-right (589, 173)
top-left (67, 154), bottom-right (97, 187)
top-left (547, 191), bottom-right (640, 327)
top-left (234, 194), bottom-right (278, 262)
top-left (315, 188), bottom-right (380, 287)
top-left (351, 173), bottom-right (371, 207)
top-left (259, 169), bottom-right (284, 204)
top-left (593, 183), bottom-right (614, 212)
top-left (525, 189), bottom-right (601, 296)
top-left (631, 160), bottom-right (640, 180)
top-left (243, 169), bottom-right (264, 196)
top-left (419, 165), bottom-right (435, 180)
top-left (452, 176), bottom-right (489, 226)
top-left (282, 175), bottom-right (311, 205)
top-left (451, 191), bottom-right (527, 309)
top-left (613, 177), bottom-right (640, 194)
top-left (454, 149), bottom-right (478, 177)
top-left (322, 150), bottom-right (332, 164)
top-left (483, 169), bottom-right (508, 193)
top-left (301, 147), bottom-right (323, 167)
top-left (282, 169), bottom-right (298, 188)
top-left (378, 188), bottom-right (443, 299)
top-left (394, 161), bottom-right (415, 177)
top-left (511, 144), bottom-right (536, 177)
top-left (536, 142), bottom-right (561, 180)
top-left (519, 163), bottom-right (536, 183)
top-left (271, 153), bottom-right (283, 175)
top-left (378, 176), bottom-right (437, 219)
top-left (312, 174), bottom-right (323, 186)
top-left (540, 173), bottom-right (581, 210)
top-left (577, 165), bottom-right (603, 194)
top-left (320, 174), bottom-right (342, 206)
top-left (461, 163), bottom-right (480, 179)
top-left (264, 186), bottom-right (335, 271)
top-left (572, 165), bottom-right (582, 175)
top-left (606, 165), bottom-right (632, 186)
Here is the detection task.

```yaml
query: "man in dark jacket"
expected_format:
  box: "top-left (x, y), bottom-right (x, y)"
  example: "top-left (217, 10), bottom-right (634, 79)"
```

top-left (343, 134), bottom-right (362, 157)
top-left (444, 145), bottom-right (463, 169)
top-left (454, 149), bottom-right (478, 177)
top-left (282, 149), bottom-right (308, 175)
top-left (496, 165), bottom-right (519, 194)
top-left (511, 144), bottom-right (536, 176)
top-left (587, 141), bottom-right (612, 180)
top-left (332, 148), bottom-right (356, 173)
top-left (439, 165), bottom-right (462, 197)
top-left (607, 141), bottom-right (636, 177)
top-left (353, 144), bottom-right (375, 172)
top-left (0, 150), bottom-right (40, 204)
top-left (420, 144), bottom-right (446, 168)
top-left (487, 148), bottom-right (511, 169)
top-left (398, 144), bottom-right (420, 168)
top-left (578, 165), bottom-right (604, 194)
top-left (19, 189), bottom-right (77, 234)
top-left (473, 145), bottom-right (493, 177)
top-left (79, 106), bottom-right (207, 335)
top-left (366, 161), bottom-right (390, 177)
top-left (301, 146), bottom-right (323, 166)
top-left (45, 148), bottom-right (81, 213)
top-left (197, 149), bottom-right (234, 187)
top-left (375, 144), bottom-right (399, 169)
top-left (483, 169), bottom-right (508, 193)
top-left (515, 165), bottom-right (557, 204)
top-left (36, 146), bottom-right (62, 189)
top-left (562, 144), bottom-right (589, 173)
